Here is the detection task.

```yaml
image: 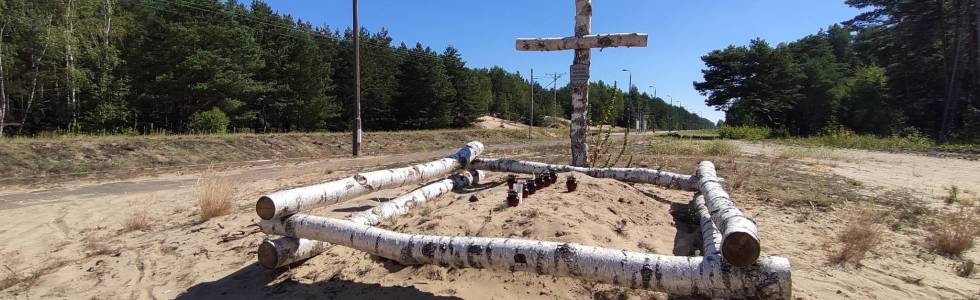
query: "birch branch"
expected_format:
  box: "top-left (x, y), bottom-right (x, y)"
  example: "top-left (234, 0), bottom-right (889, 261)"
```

top-left (256, 141), bottom-right (484, 220)
top-left (470, 158), bottom-right (702, 190)
top-left (261, 215), bottom-right (792, 300)
top-left (516, 33), bottom-right (648, 51)
top-left (259, 170), bottom-right (485, 268)
top-left (697, 161), bottom-right (760, 267)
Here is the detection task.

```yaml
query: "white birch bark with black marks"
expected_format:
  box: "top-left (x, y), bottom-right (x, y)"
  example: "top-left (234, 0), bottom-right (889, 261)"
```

top-left (692, 194), bottom-right (722, 257)
top-left (570, 0), bottom-right (592, 167)
top-left (697, 161), bottom-right (760, 267)
top-left (0, 21), bottom-right (7, 137)
top-left (471, 158), bottom-right (704, 190)
top-left (259, 170), bottom-right (485, 268)
top-left (517, 33), bottom-right (648, 51)
top-left (261, 215), bottom-right (792, 300)
top-left (256, 141), bottom-right (484, 220)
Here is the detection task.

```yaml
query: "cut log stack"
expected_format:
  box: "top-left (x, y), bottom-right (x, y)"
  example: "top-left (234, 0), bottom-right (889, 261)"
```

top-left (250, 142), bottom-right (791, 299)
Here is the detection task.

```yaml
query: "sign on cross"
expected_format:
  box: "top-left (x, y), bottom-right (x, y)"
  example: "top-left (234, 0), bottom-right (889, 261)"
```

top-left (516, 0), bottom-right (647, 167)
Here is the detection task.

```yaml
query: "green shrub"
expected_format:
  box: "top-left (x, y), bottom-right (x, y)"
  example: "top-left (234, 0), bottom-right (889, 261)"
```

top-left (718, 125), bottom-right (771, 140)
top-left (189, 107), bottom-right (230, 134)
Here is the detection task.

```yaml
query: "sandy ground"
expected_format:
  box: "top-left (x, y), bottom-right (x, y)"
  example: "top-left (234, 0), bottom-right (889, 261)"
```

top-left (0, 138), bottom-right (978, 299)
top-left (735, 141), bottom-right (980, 205)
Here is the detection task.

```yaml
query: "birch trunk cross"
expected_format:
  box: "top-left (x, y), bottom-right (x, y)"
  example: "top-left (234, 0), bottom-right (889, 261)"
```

top-left (516, 0), bottom-right (648, 167)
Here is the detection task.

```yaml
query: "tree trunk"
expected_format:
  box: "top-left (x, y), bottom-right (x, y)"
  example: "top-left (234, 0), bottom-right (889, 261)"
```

top-left (261, 214), bottom-right (792, 300)
top-left (692, 194), bottom-right (722, 257)
top-left (516, 33), bottom-right (648, 51)
top-left (570, 0), bottom-right (592, 167)
top-left (470, 158), bottom-right (705, 190)
top-left (259, 170), bottom-right (485, 269)
top-left (256, 141), bottom-right (484, 220)
top-left (697, 161), bottom-right (760, 267)
top-left (942, 0), bottom-right (969, 139)
top-left (348, 170), bottom-right (485, 225)
top-left (21, 16), bottom-right (53, 134)
top-left (0, 21), bottom-right (7, 138)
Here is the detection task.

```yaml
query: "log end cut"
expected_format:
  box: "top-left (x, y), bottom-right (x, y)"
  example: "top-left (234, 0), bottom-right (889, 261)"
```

top-left (722, 232), bottom-right (762, 267)
top-left (258, 240), bottom-right (281, 269)
top-left (256, 196), bottom-right (276, 220)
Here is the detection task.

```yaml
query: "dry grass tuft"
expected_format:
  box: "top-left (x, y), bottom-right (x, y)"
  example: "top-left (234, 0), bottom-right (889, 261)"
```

top-left (831, 210), bottom-right (883, 265)
top-left (927, 211), bottom-right (978, 257)
top-left (196, 166), bottom-right (234, 221)
top-left (122, 202), bottom-right (152, 232)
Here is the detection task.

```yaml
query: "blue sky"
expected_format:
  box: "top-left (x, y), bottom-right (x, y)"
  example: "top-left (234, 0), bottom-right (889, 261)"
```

top-left (262, 1), bottom-right (863, 122)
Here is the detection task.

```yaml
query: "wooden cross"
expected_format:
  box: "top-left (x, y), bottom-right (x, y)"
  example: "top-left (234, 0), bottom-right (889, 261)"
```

top-left (516, 0), bottom-right (647, 167)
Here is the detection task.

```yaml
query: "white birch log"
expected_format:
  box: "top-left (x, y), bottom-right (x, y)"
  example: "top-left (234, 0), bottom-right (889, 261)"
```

top-left (261, 215), bottom-right (792, 300)
top-left (516, 33), bottom-right (648, 51)
top-left (697, 161), bottom-right (760, 267)
top-left (256, 141), bottom-right (484, 220)
top-left (471, 158), bottom-right (702, 190)
top-left (693, 194), bottom-right (723, 258)
top-left (570, 0), bottom-right (592, 167)
top-left (258, 170), bottom-right (485, 269)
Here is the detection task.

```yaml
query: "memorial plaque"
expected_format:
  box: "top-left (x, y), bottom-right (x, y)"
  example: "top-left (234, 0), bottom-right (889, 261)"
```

top-left (570, 64), bottom-right (590, 85)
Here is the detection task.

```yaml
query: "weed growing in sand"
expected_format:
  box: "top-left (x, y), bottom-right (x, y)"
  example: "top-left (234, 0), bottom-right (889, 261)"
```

top-left (831, 210), bottom-right (883, 265)
top-left (196, 166), bottom-right (234, 221)
top-left (927, 210), bottom-right (978, 257)
top-left (947, 186), bottom-right (962, 205)
top-left (957, 260), bottom-right (976, 278)
top-left (418, 204), bottom-right (433, 218)
top-left (123, 208), bottom-right (151, 232)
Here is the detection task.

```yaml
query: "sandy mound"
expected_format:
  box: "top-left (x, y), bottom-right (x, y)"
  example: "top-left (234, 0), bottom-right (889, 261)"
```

top-left (474, 116), bottom-right (529, 130)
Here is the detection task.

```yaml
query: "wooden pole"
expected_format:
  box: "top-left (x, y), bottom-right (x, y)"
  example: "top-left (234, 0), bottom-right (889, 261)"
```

top-left (697, 161), bottom-right (760, 267)
top-left (352, 0), bottom-right (362, 156)
top-left (256, 142), bottom-right (484, 220)
top-left (470, 158), bottom-right (711, 191)
top-left (529, 68), bottom-right (534, 140)
top-left (261, 214), bottom-right (792, 299)
top-left (259, 170), bottom-right (485, 269)
top-left (570, 0), bottom-right (592, 167)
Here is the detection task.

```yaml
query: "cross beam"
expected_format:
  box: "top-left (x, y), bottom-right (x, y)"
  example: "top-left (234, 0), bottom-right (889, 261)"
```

top-left (515, 0), bottom-right (647, 167)
top-left (516, 33), bottom-right (648, 52)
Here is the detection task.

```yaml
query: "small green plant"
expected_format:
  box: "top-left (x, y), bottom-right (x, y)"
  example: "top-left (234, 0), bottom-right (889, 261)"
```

top-left (947, 186), bottom-right (962, 205)
top-left (718, 125), bottom-right (771, 140)
top-left (418, 204), bottom-right (433, 217)
top-left (189, 107), bottom-right (230, 134)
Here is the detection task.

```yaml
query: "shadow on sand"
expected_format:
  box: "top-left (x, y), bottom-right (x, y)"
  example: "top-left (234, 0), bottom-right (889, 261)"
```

top-left (177, 263), bottom-right (461, 300)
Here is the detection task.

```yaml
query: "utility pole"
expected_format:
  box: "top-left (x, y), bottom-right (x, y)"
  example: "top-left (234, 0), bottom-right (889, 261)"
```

top-left (622, 69), bottom-right (633, 131)
top-left (552, 73), bottom-right (560, 127)
top-left (667, 95), bottom-right (673, 133)
top-left (352, 0), bottom-right (362, 156)
top-left (528, 68), bottom-right (534, 140)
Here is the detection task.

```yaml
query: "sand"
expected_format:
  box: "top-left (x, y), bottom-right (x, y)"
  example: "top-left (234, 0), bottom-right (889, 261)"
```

top-left (0, 139), bottom-right (978, 299)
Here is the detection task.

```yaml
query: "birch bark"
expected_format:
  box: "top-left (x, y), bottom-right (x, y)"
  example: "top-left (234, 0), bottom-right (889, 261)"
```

top-left (256, 141), bottom-right (484, 220)
top-left (471, 158), bottom-right (703, 190)
top-left (261, 215), bottom-right (791, 299)
top-left (697, 161), bottom-right (760, 267)
top-left (259, 170), bottom-right (484, 268)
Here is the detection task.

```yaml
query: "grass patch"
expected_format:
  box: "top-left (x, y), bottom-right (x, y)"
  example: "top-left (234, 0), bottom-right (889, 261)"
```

top-left (196, 167), bottom-right (234, 221)
top-left (719, 125), bottom-right (771, 140)
top-left (780, 130), bottom-right (932, 152)
top-left (647, 139), bottom-right (738, 157)
top-left (946, 186), bottom-right (962, 205)
top-left (927, 210), bottom-right (978, 257)
top-left (830, 210), bottom-right (884, 265)
top-left (122, 206), bottom-right (152, 232)
top-left (777, 147), bottom-right (844, 161)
